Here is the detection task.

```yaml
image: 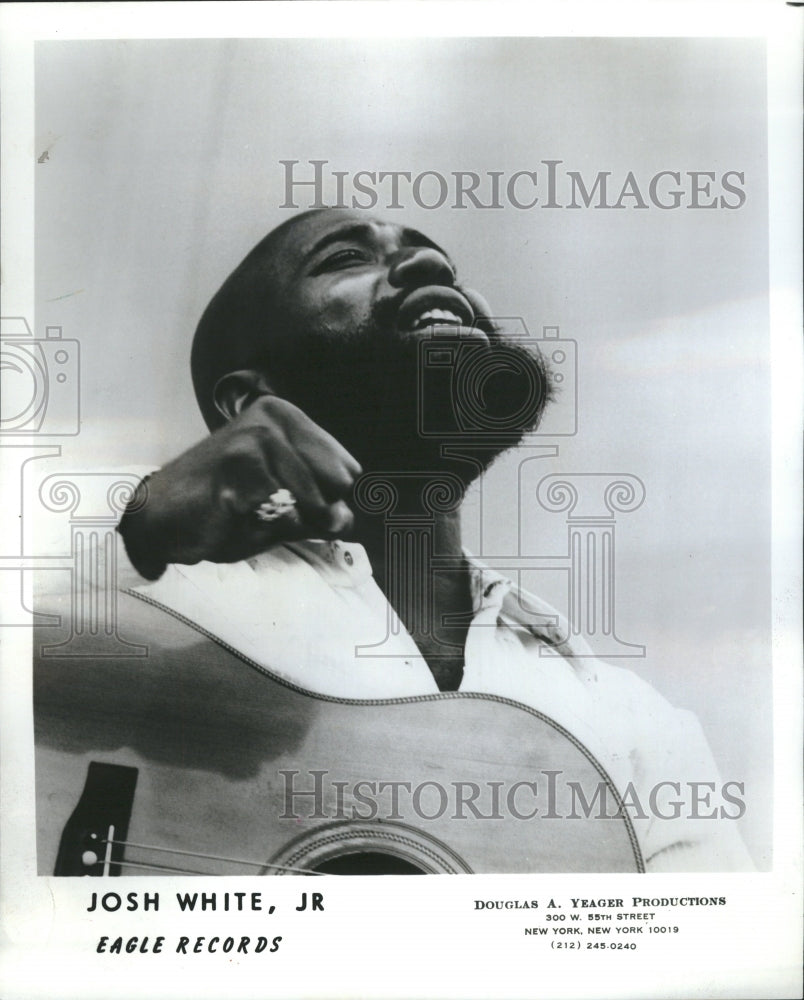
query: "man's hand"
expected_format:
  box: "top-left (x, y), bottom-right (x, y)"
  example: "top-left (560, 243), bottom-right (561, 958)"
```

top-left (118, 396), bottom-right (362, 580)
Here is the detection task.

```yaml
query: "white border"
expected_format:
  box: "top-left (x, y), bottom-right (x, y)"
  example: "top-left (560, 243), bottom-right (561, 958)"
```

top-left (1, 3), bottom-right (801, 999)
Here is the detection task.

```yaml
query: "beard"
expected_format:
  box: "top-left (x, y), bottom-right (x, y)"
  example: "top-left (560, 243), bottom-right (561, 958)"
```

top-left (259, 315), bottom-right (553, 489)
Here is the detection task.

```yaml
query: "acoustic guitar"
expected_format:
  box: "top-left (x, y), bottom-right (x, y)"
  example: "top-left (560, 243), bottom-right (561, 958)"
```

top-left (33, 589), bottom-right (643, 876)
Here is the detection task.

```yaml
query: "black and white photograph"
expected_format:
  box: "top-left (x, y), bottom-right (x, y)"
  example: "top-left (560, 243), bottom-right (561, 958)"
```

top-left (1, 2), bottom-right (801, 998)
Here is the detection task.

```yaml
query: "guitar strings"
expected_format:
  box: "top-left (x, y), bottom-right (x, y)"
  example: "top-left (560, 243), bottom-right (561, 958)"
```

top-left (102, 837), bottom-right (330, 875)
top-left (106, 858), bottom-right (211, 876)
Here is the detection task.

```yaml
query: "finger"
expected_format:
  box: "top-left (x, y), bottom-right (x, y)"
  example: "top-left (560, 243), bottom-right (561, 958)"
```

top-left (248, 395), bottom-right (363, 480)
top-left (215, 488), bottom-right (307, 563)
top-left (281, 411), bottom-right (362, 477)
top-left (267, 447), bottom-right (339, 532)
top-left (329, 438), bottom-right (362, 478)
top-left (215, 441), bottom-right (275, 516)
top-left (297, 436), bottom-right (362, 482)
top-left (296, 441), bottom-right (361, 502)
top-left (212, 517), bottom-right (303, 564)
top-left (321, 500), bottom-right (354, 536)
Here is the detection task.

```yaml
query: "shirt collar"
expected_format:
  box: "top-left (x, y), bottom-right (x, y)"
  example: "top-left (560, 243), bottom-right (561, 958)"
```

top-left (253, 539), bottom-right (591, 665)
top-left (463, 550), bottom-right (596, 670)
top-left (273, 540), bottom-right (514, 614)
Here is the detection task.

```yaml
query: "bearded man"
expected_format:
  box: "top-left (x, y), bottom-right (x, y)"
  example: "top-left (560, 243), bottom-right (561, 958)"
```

top-left (121, 208), bottom-right (555, 696)
top-left (37, 209), bottom-right (753, 875)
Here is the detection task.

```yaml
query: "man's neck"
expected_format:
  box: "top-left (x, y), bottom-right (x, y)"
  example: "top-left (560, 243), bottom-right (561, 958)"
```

top-left (350, 481), bottom-right (474, 692)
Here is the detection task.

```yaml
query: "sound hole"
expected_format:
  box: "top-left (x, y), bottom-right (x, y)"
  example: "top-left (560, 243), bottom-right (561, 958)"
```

top-left (311, 851), bottom-right (425, 875)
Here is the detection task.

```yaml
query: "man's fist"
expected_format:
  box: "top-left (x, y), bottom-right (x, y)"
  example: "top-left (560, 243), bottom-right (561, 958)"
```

top-left (118, 395), bottom-right (362, 580)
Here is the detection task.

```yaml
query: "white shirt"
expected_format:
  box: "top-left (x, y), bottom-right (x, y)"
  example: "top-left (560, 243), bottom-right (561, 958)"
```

top-left (136, 538), bottom-right (754, 872)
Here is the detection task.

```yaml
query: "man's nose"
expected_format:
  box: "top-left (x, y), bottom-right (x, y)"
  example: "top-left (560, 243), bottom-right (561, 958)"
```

top-left (387, 246), bottom-right (455, 290)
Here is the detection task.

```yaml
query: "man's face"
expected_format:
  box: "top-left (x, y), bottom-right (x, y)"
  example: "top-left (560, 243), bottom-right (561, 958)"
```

top-left (246, 209), bottom-right (550, 480)
top-left (263, 209), bottom-right (495, 349)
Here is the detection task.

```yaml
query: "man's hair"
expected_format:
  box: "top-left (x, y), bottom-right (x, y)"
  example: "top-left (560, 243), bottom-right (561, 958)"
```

top-left (191, 210), bottom-right (326, 430)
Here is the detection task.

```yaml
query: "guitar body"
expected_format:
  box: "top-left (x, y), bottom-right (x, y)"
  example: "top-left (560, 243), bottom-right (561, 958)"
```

top-left (33, 589), bottom-right (643, 875)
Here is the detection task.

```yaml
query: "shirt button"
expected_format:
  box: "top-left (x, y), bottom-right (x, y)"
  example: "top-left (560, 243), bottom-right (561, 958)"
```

top-left (343, 551), bottom-right (354, 566)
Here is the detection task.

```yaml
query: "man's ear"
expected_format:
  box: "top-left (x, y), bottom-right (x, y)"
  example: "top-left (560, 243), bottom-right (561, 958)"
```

top-left (212, 369), bottom-right (275, 422)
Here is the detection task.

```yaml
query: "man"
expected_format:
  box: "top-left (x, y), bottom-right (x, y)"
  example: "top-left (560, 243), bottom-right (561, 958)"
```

top-left (42, 208), bottom-right (752, 874)
top-left (120, 208), bottom-right (554, 695)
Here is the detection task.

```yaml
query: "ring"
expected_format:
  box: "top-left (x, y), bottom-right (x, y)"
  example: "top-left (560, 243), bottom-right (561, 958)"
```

top-left (255, 488), bottom-right (297, 522)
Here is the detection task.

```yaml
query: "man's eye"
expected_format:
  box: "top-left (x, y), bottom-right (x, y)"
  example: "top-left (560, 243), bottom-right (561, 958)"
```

top-left (316, 248), bottom-right (369, 272)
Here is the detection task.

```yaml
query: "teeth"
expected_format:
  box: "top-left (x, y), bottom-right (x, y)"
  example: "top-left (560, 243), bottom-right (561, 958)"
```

top-left (410, 309), bottom-right (464, 331)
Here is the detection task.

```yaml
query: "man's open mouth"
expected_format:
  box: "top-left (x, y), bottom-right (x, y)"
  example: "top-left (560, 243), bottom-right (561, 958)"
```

top-left (409, 308), bottom-right (464, 331)
top-left (395, 286), bottom-right (478, 337)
